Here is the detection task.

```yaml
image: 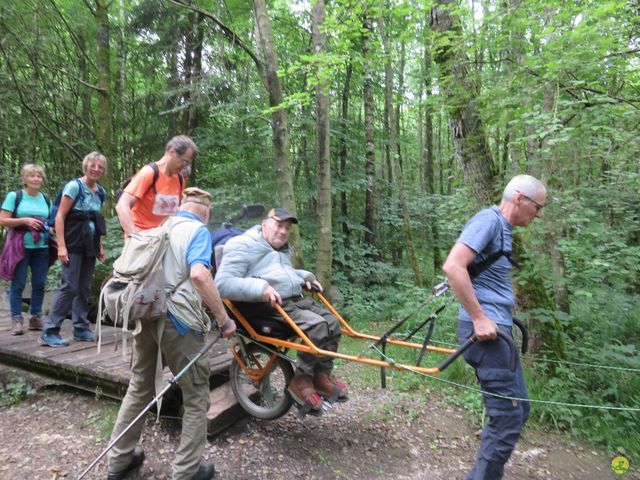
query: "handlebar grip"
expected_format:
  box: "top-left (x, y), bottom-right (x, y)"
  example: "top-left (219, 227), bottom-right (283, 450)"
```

top-left (512, 318), bottom-right (528, 355)
top-left (437, 330), bottom-right (518, 373)
top-left (437, 334), bottom-right (477, 372)
top-left (303, 283), bottom-right (322, 292)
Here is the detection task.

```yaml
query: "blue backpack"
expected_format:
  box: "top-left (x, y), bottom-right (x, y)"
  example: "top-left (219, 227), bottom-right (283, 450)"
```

top-left (46, 179), bottom-right (106, 228)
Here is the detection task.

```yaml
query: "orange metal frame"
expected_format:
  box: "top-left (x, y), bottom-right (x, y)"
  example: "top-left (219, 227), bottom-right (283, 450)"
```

top-left (225, 292), bottom-right (456, 376)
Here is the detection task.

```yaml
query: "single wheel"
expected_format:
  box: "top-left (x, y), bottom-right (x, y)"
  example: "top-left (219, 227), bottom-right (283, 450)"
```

top-left (230, 342), bottom-right (294, 420)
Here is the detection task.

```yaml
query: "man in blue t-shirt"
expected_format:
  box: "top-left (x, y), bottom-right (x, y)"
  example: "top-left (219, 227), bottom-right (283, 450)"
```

top-left (443, 174), bottom-right (547, 480)
top-left (107, 188), bottom-right (235, 480)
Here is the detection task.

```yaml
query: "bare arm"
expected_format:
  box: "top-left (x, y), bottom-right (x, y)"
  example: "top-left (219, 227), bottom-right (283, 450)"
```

top-left (0, 209), bottom-right (44, 230)
top-left (55, 196), bottom-right (74, 265)
top-left (115, 192), bottom-right (138, 237)
top-left (191, 263), bottom-right (236, 338)
top-left (442, 242), bottom-right (497, 341)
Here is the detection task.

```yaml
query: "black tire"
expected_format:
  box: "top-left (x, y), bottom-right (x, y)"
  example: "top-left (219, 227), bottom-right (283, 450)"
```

top-left (230, 343), bottom-right (294, 420)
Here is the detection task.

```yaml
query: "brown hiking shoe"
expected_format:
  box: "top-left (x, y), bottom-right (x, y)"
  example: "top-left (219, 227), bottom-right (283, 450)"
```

top-left (313, 371), bottom-right (348, 403)
top-left (11, 315), bottom-right (24, 336)
top-left (28, 314), bottom-right (43, 331)
top-left (287, 374), bottom-right (323, 411)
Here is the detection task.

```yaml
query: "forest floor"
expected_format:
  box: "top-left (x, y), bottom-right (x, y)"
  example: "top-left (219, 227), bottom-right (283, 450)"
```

top-left (0, 363), bottom-right (636, 480)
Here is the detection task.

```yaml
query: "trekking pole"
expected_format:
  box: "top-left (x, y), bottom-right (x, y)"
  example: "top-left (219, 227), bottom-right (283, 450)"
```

top-left (76, 331), bottom-right (223, 480)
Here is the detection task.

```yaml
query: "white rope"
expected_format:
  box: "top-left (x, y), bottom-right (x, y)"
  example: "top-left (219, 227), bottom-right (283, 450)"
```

top-left (370, 345), bottom-right (640, 413)
top-left (393, 331), bottom-right (640, 373)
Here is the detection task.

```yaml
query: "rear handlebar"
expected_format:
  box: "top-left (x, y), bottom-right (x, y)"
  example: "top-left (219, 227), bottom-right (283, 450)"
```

top-left (437, 330), bottom-right (518, 373)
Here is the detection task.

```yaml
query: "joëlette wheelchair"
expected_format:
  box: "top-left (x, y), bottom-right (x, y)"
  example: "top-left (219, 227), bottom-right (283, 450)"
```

top-left (224, 282), bottom-right (526, 421)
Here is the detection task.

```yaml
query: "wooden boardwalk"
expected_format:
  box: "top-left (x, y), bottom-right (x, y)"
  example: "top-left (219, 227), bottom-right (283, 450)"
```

top-left (0, 290), bottom-right (245, 435)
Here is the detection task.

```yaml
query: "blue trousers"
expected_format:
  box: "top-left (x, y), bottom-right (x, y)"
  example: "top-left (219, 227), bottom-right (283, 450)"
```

top-left (457, 321), bottom-right (530, 480)
top-left (9, 247), bottom-right (49, 317)
top-left (43, 253), bottom-right (96, 333)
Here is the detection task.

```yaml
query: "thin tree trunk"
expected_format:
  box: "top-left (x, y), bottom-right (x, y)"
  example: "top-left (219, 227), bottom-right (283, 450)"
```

top-left (253, 0), bottom-right (302, 265)
top-left (362, 7), bottom-right (377, 250)
top-left (312, 0), bottom-right (332, 291)
top-left (95, 0), bottom-right (114, 194)
top-left (391, 38), bottom-right (422, 286)
top-left (339, 61), bottom-right (353, 243)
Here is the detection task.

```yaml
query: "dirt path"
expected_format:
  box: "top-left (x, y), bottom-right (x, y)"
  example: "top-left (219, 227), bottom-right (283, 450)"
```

top-left (0, 366), bottom-right (634, 480)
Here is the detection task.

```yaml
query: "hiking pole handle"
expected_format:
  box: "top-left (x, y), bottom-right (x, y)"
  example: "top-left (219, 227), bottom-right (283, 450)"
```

top-left (76, 331), bottom-right (223, 480)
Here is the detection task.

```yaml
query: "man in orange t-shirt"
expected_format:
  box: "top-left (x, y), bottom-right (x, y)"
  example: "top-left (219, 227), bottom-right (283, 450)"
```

top-left (116, 135), bottom-right (197, 236)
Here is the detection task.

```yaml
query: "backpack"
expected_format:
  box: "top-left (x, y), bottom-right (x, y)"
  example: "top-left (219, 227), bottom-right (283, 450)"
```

top-left (46, 179), bottom-right (106, 228)
top-left (12, 190), bottom-right (52, 218)
top-left (116, 162), bottom-right (184, 203)
top-left (466, 209), bottom-right (519, 279)
top-left (98, 217), bottom-right (193, 340)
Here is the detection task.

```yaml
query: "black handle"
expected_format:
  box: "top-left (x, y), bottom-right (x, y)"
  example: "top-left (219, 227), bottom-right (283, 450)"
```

top-left (513, 318), bottom-right (528, 354)
top-left (438, 330), bottom-right (518, 373)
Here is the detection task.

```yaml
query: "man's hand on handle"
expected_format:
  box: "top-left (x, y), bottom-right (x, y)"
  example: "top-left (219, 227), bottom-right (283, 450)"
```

top-left (263, 285), bottom-right (282, 307)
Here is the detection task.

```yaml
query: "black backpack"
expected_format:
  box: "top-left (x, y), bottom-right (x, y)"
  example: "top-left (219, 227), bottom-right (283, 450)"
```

top-left (116, 162), bottom-right (184, 203)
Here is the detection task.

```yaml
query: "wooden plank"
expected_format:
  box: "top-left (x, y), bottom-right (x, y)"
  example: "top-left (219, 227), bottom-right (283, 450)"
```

top-left (207, 382), bottom-right (248, 437)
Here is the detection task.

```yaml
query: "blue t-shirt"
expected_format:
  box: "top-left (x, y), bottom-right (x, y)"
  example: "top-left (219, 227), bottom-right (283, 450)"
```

top-left (168, 211), bottom-right (213, 334)
top-left (457, 205), bottom-right (515, 326)
top-left (62, 179), bottom-right (103, 235)
top-left (1, 190), bottom-right (51, 249)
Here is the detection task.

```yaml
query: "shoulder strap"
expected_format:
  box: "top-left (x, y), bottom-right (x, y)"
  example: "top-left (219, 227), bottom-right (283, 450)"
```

top-left (12, 190), bottom-right (23, 218)
top-left (467, 209), bottom-right (519, 279)
top-left (149, 162), bottom-right (160, 195)
top-left (71, 178), bottom-right (84, 209)
top-left (97, 184), bottom-right (106, 205)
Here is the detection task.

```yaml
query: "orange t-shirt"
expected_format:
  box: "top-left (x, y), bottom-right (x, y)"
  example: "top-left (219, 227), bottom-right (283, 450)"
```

top-left (125, 164), bottom-right (183, 231)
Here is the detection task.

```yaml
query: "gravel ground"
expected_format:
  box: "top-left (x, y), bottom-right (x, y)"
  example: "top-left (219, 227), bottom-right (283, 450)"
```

top-left (0, 365), bottom-right (634, 480)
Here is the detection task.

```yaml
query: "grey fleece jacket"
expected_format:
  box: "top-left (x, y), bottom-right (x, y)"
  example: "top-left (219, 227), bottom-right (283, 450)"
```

top-left (214, 225), bottom-right (315, 302)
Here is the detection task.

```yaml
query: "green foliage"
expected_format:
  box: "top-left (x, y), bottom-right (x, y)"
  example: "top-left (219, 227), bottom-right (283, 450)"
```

top-left (82, 404), bottom-right (120, 442)
top-left (0, 374), bottom-right (36, 406)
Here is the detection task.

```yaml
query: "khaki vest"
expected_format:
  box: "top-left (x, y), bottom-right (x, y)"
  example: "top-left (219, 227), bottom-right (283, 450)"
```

top-left (163, 215), bottom-right (211, 333)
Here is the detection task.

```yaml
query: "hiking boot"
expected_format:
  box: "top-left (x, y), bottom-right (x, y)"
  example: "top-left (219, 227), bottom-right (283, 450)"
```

top-left (73, 328), bottom-right (95, 342)
top-left (192, 461), bottom-right (215, 480)
top-left (287, 374), bottom-right (323, 412)
top-left (28, 314), bottom-right (43, 331)
top-left (313, 371), bottom-right (348, 403)
top-left (106, 446), bottom-right (145, 480)
top-left (39, 331), bottom-right (70, 348)
top-left (11, 315), bottom-right (24, 336)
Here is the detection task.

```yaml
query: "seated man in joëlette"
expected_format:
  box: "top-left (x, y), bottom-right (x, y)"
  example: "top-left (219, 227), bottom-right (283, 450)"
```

top-left (214, 207), bottom-right (347, 413)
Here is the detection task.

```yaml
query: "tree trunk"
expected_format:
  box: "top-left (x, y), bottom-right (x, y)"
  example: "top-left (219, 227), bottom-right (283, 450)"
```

top-left (362, 7), bottom-right (377, 250)
top-left (430, 0), bottom-right (495, 204)
top-left (422, 41), bottom-right (442, 273)
top-left (312, 0), bottom-right (332, 291)
top-left (252, 0), bottom-right (302, 265)
top-left (385, 32), bottom-right (422, 286)
top-left (339, 61), bottom-right (353, 243)
top-left (94, 0), bottom-right (114, 195)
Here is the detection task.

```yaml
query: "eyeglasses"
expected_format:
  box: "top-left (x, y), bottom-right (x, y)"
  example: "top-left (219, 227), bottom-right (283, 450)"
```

top-left (516, 191), bottom-right (544, 212)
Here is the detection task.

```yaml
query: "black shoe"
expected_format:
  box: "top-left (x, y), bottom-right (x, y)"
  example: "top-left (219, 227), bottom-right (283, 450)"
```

top-left (192, 461), bottom-right (215, 480)
top-left (106, 447), bottom-right (145, 480)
